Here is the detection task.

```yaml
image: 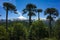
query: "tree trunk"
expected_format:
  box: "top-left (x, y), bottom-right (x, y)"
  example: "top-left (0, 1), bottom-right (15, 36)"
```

top-left (29, 16), bottom-right (32, 26)
top-left (6, 7), bottom-right (8, 32)
top-left (38, 12), bottom-right (40, 20)
top-left (49, 19), bottom-right (51, 38)
top-left (49, 14), bottom-right (52, 38)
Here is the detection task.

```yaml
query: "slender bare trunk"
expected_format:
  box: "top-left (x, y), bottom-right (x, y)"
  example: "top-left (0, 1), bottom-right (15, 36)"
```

top-left (38, 12), bottom-right (40, 20)
top-left (6, 7), bottom-right (8, 32)
top-left (49, 19), bottom-right (51, 38)
top-left (29, 15), bottom-right (31, 26)
top-left (49, 14), bottom-right (52, 38)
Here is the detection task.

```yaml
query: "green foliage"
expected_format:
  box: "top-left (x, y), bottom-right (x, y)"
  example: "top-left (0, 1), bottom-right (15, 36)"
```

top-left (28, 20), bottom-right (49, 40)
top-left (32, 20), bottom-right (45, 27)
top-left (0, 20), bottom-right (49, 40)
top-left (54, 18), bottom-right (60, 40)
top-left (0, 19), bottom-right (60, 40)
top-left (0, 26), bottom-right (9, 40)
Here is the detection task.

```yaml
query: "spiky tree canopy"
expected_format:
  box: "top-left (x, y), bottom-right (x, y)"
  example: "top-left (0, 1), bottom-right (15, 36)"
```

top-left (0, 15), bottom-right (1, 16)
top-left (3, 2), bottom-right (17, 11)
top-left (44, 8), bottom-right (59, 16)
top-left (26, 3), bottom-right (37, 11)
top-left (36, 9), bottom-right (42, 13)
top-left (22, 3), bottom-right (37, 16)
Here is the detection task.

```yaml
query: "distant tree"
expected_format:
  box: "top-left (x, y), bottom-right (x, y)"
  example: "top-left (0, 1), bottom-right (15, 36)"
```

top-left (0, 15), bottom-right (1, 24)
top-left (22, 3), bottom-right (37, 26)
top-left (44, 8), bottom-right (59, 38)
top-left (3, 2), bottom-right (17, 32)
top-left (0, 15), bottom-right (1, 16)
top-left (36, 9), bottom-right (42, 20)
top-left (0, 15), bottom-right (1, 20)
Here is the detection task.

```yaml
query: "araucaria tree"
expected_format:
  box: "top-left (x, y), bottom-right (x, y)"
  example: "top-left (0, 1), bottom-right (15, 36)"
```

top-left (44, 8), bottom-right (59, 38)
top-left (22, 3), bottom-right (37, 26)
top-left (36, 9), bottom-right (42, 20)
top-left (3, 2), bottom-right (17, 31)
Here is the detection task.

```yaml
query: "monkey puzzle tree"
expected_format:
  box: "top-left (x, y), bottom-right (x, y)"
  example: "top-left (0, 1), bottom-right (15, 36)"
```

top-left (22, 3), bottom-right (37, 26)
top-left (0, 15), bottom-right (1, 16)
top-left (36, 9), bottom-right (42, 20)
top-left (0, 15), bottom-right (1, 20)
top-left (3, 2), bottom-right (17, 31)
top-left (44, 8), bottom-right (59, 38)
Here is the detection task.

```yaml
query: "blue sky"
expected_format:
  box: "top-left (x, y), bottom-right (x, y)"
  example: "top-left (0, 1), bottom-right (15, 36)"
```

top-left (0, 0), bottom-right (60, 20)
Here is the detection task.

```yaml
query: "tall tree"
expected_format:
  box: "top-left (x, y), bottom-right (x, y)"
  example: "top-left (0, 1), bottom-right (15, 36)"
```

top-left (22, 3), bottom-right (37, 26)
top-left (0, 15), bottom-right (1, 25)
top-left (36, 9), bottom-right (42, 20)
top-left (0, 15), bottom-right (1, 20)
top-left (3, 2), bottom-right (17, 32)
top-left (44, 8), bottom-right (59, 38)
top-left (0, 15), bottom-right (1, 16)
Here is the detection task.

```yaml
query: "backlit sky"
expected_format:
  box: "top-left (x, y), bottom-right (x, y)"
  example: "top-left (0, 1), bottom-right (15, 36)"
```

top-left (0, 0), bottom-right (60, 20)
